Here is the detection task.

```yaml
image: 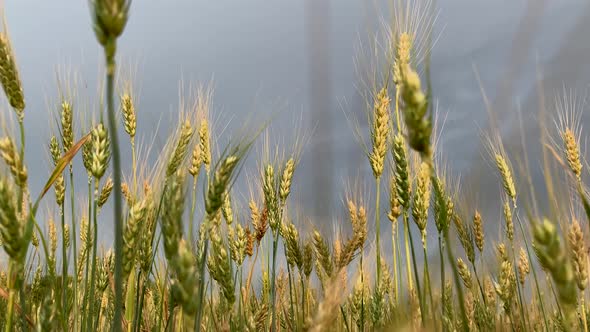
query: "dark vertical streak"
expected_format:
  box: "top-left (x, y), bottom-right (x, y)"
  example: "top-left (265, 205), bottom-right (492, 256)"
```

top-left (306, 0), bottom-right (333, 221)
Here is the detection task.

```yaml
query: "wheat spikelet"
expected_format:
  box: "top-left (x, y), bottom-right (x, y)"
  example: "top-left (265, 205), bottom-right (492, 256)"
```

top-left (312, 230), bottom-right (333, 278)
top-left (262, 163), bottom-right (280, 232)
top-left (47, 219), bottom-right (57, 273)
top-left (484, 277), bottom-right (496, 309)
top-left (453, 213), bottom-right (475, 263)
top-left (457, 258), bottom-right (472, 289)
top-left (60, 101), bottom-right (74, 152)
top-left (166, 120), bottom-right (193, 177)
top-left (369, 88), bottom-right (390, 179)
top-left (138, 195), bottom-right (156, 274)
top-left (392, 133), bottom-right (411, 210)
top-left (120, 93), bottom-right (136, 138)
top-left (412, 162), bottom-right (431, 246)
top-left (121, 182), bottom-right (135, 206)
top-left (494, 153), bottom-right (516, 204)
top-left (567, 218), bottom-right (587, 290)
top-left (279, 157), bottom-right (295, 203)
top-left (518, 247), bottom-right (530, 286)
top-left (122, 198), bottom-right (146, 277)
top-left (0, 178), bottom-right (22, 261)
top-left (91, 123), bottom-right (110, 179)
top-left (82, 139), bottom-right (93, 176)
top-left (473, 210), bottom-right (484, 253)
top-left (229, 223), bottom-right (247, 266)
top-left (188, 142), bottom-right (202, 177)
top-left (337, 201), bottom-right (367, 269)
top-left (496, 260), bottom-right (516, 314)
top-left (0, 137), bottom-right (27, 187)
top-left (387, 172), bottom-right (402, 222)
top-left (497, 243), bottom-right (508, 262)
top-left (533, 218), bottom-right (578, 327)
top-left (199, 120), bottom-right (211, 173)
top-left (432, 175), bottom-right (449, 233)
top-left (244, 226), bottom-right (254, 257)
top-left (250, 200), bottom-right (267, 243)
top-left (207, 226), bottom-right (235, 305)
top-left (161, 173), bottom-right (185, 259)
top-left (563, 128), bottom-right (582, 182)
top-left (64, 224), bottom-right (70, 249)
top-left (221, 192), bottom-right (233, 225)
top-left (205, 155), bottom-right (239, 216)
top-left (31, 229), bottom-right (38, 248)
top-left (97, 177), bottom-right (113, 209)
top-left (0, 32), bottom-right (25, 118)
top-left (503, 201), bottom-right (514, 242)
top-left (282, 221), bottom-right (303, 269)
top-left (49, 136), bottom-right (65, 206)
top-left (399, 61), bottom-right (431, 158)
top-left (393, 33), bottom-right (412, 87)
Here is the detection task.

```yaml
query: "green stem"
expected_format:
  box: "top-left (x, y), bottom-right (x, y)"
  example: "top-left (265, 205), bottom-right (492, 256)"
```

top-left (375, 179), bottom-right (382, 283)
top-left (69, 167), bottom-right (78, 332)
top-left (269, 233), bottom-right (279, 332)
top-left (105, 50), bottom-right (125, 332)
top-left (131, 138), bottom-right (137, 192)
top-left (438, 234), bottom-right (445, 322)
top-left (392, 220), bottom-right (400, 304)
top-left (87, 181), bottom-right (99, 331)
top-left (471, 263), bottom-right (486, 306)
top-left (82, 183), bottom-right (93, 331)
top-left (189, 176), bottom-right (198, 248)
top-left (423, 244), bottom-right (435, 325)
top-left (406, 212), bottom-right (425, 325)
top-left (60, 203), bottom-right (67, 331)
top-left (403, 211), bottom-right (414, 292)
top-left (238, 265), bottom-right (243, 331)
top-left (360, 251), bottom-right (365, 331)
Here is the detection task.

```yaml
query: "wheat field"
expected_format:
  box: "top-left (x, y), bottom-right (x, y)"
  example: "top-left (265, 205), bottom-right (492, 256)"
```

top-left (0, 0), bottom-right (586, 331)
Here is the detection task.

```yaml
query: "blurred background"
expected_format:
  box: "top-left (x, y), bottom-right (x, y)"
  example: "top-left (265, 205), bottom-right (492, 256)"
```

top-left (5, 0), bottom-right (590, 246)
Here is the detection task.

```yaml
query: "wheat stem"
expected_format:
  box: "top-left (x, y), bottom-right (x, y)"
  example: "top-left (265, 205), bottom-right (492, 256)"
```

top-left (375, 179), bottom-right (382, 284)
top-left (438, 234), bottom-right (445, 325)
top-left (423, 245), bottom-right (435, 322)
top-left (403, 212), bottom-right (414, 294)
top-left (270, 233), bottom-right (279, 332)
top-left (87, 180), bottom-right (100, 331)
top-left (406, 211), bottom-right (425, 325)
top-left (392, 221), bottom-right (399, 303)
top-left (61, 193), bottom-right (68, 329)
top-left (189, 176), bottom-right (198, 248)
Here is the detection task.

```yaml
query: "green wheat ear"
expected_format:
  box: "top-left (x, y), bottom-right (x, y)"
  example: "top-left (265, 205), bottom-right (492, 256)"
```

top-left (0, 30), bottom-right (25, 119)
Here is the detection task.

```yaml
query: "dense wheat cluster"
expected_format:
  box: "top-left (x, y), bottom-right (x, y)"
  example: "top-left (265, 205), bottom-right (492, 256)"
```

top-left (0, 1), bottom-right (589, 332)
